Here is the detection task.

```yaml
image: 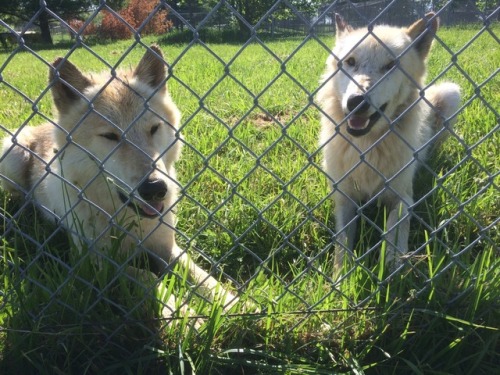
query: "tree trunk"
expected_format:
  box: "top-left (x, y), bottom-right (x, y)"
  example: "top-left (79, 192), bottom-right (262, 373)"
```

top-left (236, 0), bottom-right (251, 38)
top-left (237, 18), bottom-right (251, 38)
top-left (39, 12), bottom-right (53, 45)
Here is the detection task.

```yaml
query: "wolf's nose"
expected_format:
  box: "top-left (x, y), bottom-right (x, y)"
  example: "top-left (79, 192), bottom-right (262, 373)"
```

top-left (138, 178), bottom-right (167, 201)
top-left (347, 94), bottom-right (369, 113)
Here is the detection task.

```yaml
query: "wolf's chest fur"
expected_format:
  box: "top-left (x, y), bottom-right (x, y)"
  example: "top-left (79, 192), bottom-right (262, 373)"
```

top-left (327, 127), bottom-right (419, 201)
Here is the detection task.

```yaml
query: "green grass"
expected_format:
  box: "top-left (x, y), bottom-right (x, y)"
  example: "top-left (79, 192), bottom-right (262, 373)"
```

top-left (1, 24), bottom-right (499, 374)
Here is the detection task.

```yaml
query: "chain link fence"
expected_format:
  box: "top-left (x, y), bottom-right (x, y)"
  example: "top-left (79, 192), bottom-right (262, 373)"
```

top-left (1, 0), bottom-right (499, 372)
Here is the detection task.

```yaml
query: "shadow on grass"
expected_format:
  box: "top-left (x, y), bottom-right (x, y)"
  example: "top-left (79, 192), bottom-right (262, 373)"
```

top-left (159, 27), bottom-right (319, 45)
top-left (0, 194), bottom-right (181, 374)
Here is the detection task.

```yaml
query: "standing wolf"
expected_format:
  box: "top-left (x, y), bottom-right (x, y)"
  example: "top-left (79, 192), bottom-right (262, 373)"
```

top-left (0, 45), bottom-right (235, 309)
top-left (318, 13), bottom-right (461, 270)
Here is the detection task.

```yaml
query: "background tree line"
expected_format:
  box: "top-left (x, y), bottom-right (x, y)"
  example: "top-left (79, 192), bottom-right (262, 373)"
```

top-left (0, 0), bottom-right (497, 45)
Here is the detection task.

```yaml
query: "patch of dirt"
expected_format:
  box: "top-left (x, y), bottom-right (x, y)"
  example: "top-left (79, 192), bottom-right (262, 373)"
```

top-left (251, 110), bottom-right (292, 129)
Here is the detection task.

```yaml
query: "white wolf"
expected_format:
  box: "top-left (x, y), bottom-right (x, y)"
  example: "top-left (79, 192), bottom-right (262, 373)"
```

top-left (0, 45), bottom-right (235, 310)
top-left (318, 13), bottom-right (461, 270)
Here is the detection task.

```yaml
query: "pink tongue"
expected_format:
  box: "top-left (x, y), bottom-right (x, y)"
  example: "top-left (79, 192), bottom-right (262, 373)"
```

top-left (140, 201), bottom-right (164, 216)
top-left (348, 116), bottom-right (369, 129)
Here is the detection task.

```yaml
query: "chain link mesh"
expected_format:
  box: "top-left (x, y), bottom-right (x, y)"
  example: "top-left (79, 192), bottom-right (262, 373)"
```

top-left (0, 0), bottom-right (498, 371)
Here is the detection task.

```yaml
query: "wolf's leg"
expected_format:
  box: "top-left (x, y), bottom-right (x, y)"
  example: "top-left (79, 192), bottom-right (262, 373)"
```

top-left (127, 266), bottom-right (203, 330)
top-left (385, 193), bottom-right (413, 268)
top-left (170, 243), bottom-right (239, 310)
top-left (334, 193), bottom-right (358, 272)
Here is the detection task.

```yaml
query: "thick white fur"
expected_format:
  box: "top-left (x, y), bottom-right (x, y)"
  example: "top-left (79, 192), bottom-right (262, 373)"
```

top-left (318, 14), bottom-right (461, 270)
top-left (0, 45), bottom-right (236, 310)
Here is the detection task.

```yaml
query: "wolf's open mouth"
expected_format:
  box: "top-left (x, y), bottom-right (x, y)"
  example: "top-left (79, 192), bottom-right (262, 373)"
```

top-left (346, 103), bottom-right (388, 137)
top-left (118, 192), bottom-right (164, 218)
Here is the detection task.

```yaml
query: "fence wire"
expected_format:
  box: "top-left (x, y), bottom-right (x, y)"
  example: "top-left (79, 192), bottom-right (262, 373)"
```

top-left (0, 0), bottom-right (499, 370)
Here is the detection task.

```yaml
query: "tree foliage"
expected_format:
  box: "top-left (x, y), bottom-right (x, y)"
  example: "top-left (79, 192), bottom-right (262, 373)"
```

top-left (66, 0), bottom-right (173, 41)
top-left (430, 0), bottom-right (498, 11)
top-left (0, 0), bottom-right (126, 44)
top-left (170, 0), bottom-right (322, 33)
top-left (0, 0), bottom-right (94, 21)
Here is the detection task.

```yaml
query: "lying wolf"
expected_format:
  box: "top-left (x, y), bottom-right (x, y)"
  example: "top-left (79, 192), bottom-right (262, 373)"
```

top-left (318, 13), bottom-right (461, 271)
top-left (0, 45), bottom-right (236, 311)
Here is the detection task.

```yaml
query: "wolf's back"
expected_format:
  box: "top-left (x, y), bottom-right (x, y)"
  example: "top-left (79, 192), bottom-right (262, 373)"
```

top-left (0, 123), bottom-right (54, 196)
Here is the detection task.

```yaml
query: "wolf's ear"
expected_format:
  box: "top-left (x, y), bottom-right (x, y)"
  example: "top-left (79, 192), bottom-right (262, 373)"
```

top-left (134, 45), bottom-right (166, 90)
top-left (50, 58), bottom-right (92, 113)
top-left (407, 12), bottom-right (439, 59)
top-left (335, 14), bottom-right (353, 36)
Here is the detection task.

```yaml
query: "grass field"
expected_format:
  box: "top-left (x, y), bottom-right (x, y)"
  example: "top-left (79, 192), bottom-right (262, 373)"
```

top-left (0, 23), bottom-right (499, 374)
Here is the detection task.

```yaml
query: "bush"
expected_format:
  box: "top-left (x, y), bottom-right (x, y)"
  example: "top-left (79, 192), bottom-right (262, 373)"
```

top-left (69, 0), bottom-right (173, 41)
top-left (67, 18), bottom-right (97, 37)
top-left (124, 0), bottom-right (171, 35)
top-left (100, 10), bottom-right (133, 40)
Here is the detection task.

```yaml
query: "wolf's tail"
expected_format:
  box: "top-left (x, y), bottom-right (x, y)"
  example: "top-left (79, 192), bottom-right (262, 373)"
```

top-left (424, 82), bottom-right (461, 143)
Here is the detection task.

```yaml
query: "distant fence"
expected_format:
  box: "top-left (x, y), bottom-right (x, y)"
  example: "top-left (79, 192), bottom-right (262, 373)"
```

top-left (171, 1), bottom-right (498, 37)
top-left (4, 0), bottom-right (497, 43)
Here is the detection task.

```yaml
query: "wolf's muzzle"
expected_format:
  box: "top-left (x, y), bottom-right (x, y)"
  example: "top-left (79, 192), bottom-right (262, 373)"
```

top-left (346, 94), bottom-right (370, 113)
top-left (345, 94), bottom-right (387, 137)
top-left (119, 178), bottom-right (168, 218)
top-left (138, 178), bottom-right (168, 202)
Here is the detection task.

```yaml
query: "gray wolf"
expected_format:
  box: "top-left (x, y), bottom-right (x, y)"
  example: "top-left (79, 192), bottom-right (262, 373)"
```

top-left (0, 45), bottom-right (235, 311)
top-left (318, 13), bottom-right (461, 271)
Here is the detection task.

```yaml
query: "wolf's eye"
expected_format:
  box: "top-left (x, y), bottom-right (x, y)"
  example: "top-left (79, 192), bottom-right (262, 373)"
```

top-left (345, 57), bottom-right (356, 67)
top-left (100, 132), bottom-right (120, 141)
top-left (384, 60), bottom-right (396, 71)
top-left (150, 124), bottom-right (160, 136)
